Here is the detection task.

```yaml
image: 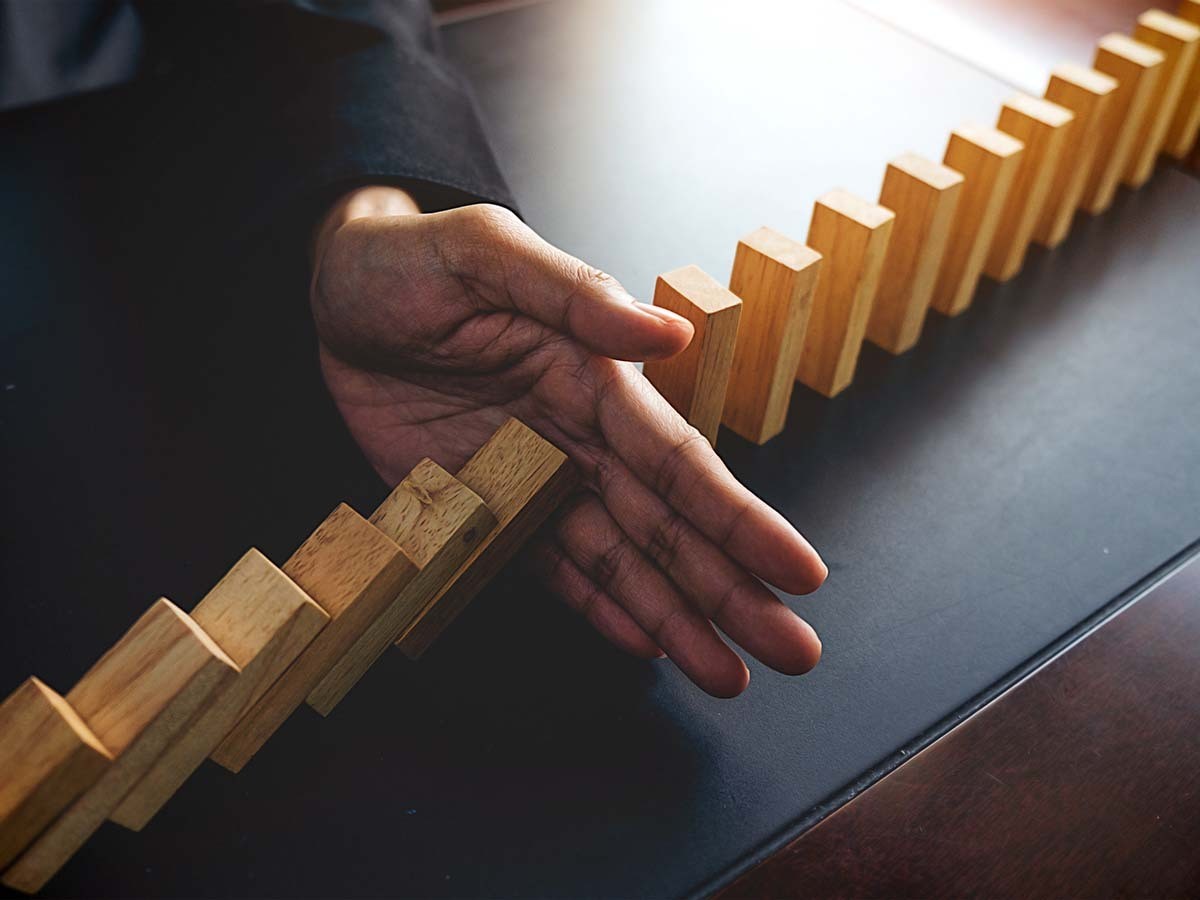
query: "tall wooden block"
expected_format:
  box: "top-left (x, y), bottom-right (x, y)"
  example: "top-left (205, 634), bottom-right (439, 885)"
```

top-left (211, 505), bottom-right (415, 773)
top-left (722, 227), bottom-right (822, 444)
top-left (306, 460), bottom-right (496, 715)
top-left (1084, 34), bottom-right (1165, 212)
top-left (108, 550), bottom-right (329, 831)
top-left (985, 95), bottom-right (1074, 282)
top-left (3, 600), bottom-right (236, 893)
top-left (397, 418), bottom-right (576, 659)
top-left (796, 190), bottom-right (894, 398)
top-left (643, 266), bottom-right (742, 445)
top-left (929, 126), bottom-right (1024, 317)
top-left (1134, 10), bottom-right (1200, 162)
top-left (866, 153), bottom-right (963, 355)
top-left (1176, 0), bottom-right (1200, 157)
top-left (1035, 65), bottom-right (1118, 248)
top-left (0, 679), bottom-right (111, 873)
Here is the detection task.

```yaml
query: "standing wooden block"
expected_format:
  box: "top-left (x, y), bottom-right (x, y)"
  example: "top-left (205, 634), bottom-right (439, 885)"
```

top-left (1084, 34), bottom-right (1165, 213)
top-left (1176, 1), bottom-right (1200, 157)
top-left (1035, 65), bottom-right (1118, 248)
top-left (1133, 10), bottom-right (1200, 164)
top-left (397, 418), bottom-right (576, 659)
top-left (722, 227), bottom-right (822, 444)
top-left (929, 125), bottom-right (1024, 317)
top-left (796, 190), bottom-right (895, 398)
top-left (3, 600), bottom-right (236, 893)
top-left (866, 153), bottom-right (963, 355)
top-left (0, 679), bottom-right (111, 873)
top-left (985, 95), bottom-right (1074, 282)
top-left (211, 505), bottom-right (415, 773)
top-left (643, 265), bottom-right (742, 445)
top-left (108, 550), bottom-right (329, 831)
top-left (305, 460), bottom-right (496, 715)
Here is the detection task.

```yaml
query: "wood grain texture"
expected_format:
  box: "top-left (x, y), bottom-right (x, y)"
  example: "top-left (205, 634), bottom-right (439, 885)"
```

top-left (0, 678), bottom-right (111, 872)
top-left (3, 600), bottom-right (236, 893)
top-left (929, 125), bottom-right (1024, 316)
top-left (1176, 0), bottom-right (1200, 156)
top-left (1034, 64), bottom-right (1118, 248)
top-left (397, 418), bottom-right (577, 659)
top-left (210, 504), bottom-right (415, 773)
top-left (306, 460), bottom-right (496, 715)
top-left (109, 550), bottom-right (329, 831)
top-left (1133, 10), bottom-right (1200, 165)
top-left (642, 265), bottom-right (743, 445)
top-left (866, 153), bottom-right (963, 355)
top-left (722, 228), bottom-right (822, 444)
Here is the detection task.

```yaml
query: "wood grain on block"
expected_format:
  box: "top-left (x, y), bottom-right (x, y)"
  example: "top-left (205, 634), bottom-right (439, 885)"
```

top-left (642, 265), bottom-right (742, 445)
top-left (722, 228), bottom-right (822, 444)
top-left (866, 153), bottom-right (963, 355)
top-left (1035, 65), bottom-right (1118, 248)
top-left (306, 460), bottom-right (496, 715)
top-left (1133, 11), bottom-right (1200, 164)
top-left (929, 126), bottom-right (1024, 317)
top-left (1085, 34), bottom-right (1165, 212)
top-left (109, 550), bottom-right (329, 831)
top-left (0, 679), bottom-right (111, 873)
top-left (2, 600), bottom-right (236, 894)
top-left (210, 505), bottom-right (415, 773)
top-left (985, 95), bottom-right (1074, 282)
top-left (397, 418), bottom-right (576, 659)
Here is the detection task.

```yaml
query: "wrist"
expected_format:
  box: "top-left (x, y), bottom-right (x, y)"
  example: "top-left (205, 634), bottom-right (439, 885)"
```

top-left (311, 185), bottom-right (421, 268)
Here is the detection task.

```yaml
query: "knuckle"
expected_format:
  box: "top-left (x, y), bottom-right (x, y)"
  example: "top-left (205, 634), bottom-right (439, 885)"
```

top-left (652, 429), bottom-right (708, 499)
top-left (645, 513), bottom-right (688, 574)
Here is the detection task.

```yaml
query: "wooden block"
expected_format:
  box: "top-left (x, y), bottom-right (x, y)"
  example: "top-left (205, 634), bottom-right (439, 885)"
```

top-left (397, 418), bottom-right (576, 659)
top-left (929, 125), bottom-right (1024, 317)
top-left (1035, 65), bottom-right (1118, 248)
top-left (3, 600), bottom-right (236, 893)
top-left (108, 550), bottom-right (329, 831)
top-left (305, 460), bottom-right (496, 715)
top-left (1134, 10), bottom-right (1200, 162)
top-left (1178, 1), bottom-right (1200, 157)
top-left (866, 153), bottom-right (963, 355)
top-left (985, 95), bottom-right (1074, 282)
top-left (210, 505), bottom-right (415, 773)
top-left (0, 679), bottom-right (111, 872)
top-left (796, 190), bottom-right (894, 398)
top-left (642, 265), bottom-right (742, 445)
top-left (1084, 34), bottom-right (1165, 212)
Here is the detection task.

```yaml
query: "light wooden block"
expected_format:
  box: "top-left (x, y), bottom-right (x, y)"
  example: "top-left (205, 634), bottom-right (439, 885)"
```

top-left (0, 679), bottom-right (111, 873)
top-left (721, 228), bottom-right (822, 444)
top-left (866, 153), bottom-right (963, 355)
top-left (306, 460), bottom-right (496, 715)
top-left (929, 125), bottom-right (1024, 317)
top-left (1035, 65), bottom-right (1118, 248)
top-left (1084, 34), bottom-right (1166, 212)
top-left (1133, 10), bottom-right (1200, 162)
top-left (211, 504), bottom-right (415, 773)
top-left (108, 550), bottom-right (329, 831)
top-left (3, 600), bottom-right (236, 893)
top-left (643, 265), bottom-right (742, 445)
top-left (796, 190), bottom-right (894, 398)
top-left (397, 418), bottom-right (576, 659)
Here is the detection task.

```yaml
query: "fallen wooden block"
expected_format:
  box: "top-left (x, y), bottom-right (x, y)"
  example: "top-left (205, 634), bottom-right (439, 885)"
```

top-left (866, 153), bottom-right (963, 355)
top-left (3, 600), bottom-right (236, 894)
top-left (0, 679), bottom-right (111, 873)
top-left (722, 227), bottom-right (822, 444)
top-left (305, 460), bottom-right (496, 715)
top-left (108, 550), bottom-right (329, 831)
top-left (643, 265), bottom-right (743, 445)
top-left (929, 125), bottom-right (1024, 317)
top-left (1132, 10), bottom-right (1200, 166)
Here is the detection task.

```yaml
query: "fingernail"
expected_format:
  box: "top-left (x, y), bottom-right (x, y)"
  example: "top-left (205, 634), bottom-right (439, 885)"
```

top-left (638, 303), bottom-right (689, 327)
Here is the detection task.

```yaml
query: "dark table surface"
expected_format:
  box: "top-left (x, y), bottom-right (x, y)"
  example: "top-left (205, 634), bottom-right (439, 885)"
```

top-left (2, 1), bottom-right (1199, 897)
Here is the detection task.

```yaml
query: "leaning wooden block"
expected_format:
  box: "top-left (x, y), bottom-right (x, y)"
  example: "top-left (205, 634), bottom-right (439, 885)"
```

top-left (3, 600), bottom-right (236, 894)
top-left (1176, 1), bottom-right (1200, 157)
top-left (109, 550), bottom-right (329, 831)
top-left (796, 189), bottom-right (894, 398)
top-left (305, 460), bottom-right (495, 715)
top-left (1133, 10), bottom-right (1200, 164)
top-left (397, 418), bottom-right (576, 659)
top-left (643, 265), bottom-right (742, 445)
top-left (866, 153), bottom-right (963, 355)
top-left (0, 678), bottom-right (111, 873)
top-left (210, 505), bottom-right (415, 773)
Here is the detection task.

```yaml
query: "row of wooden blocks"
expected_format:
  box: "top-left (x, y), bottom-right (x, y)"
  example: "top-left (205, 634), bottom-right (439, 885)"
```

top-left (647, 4), bottom-right (1200, 447)
top-left (0, 418), bottom-right (576, 893)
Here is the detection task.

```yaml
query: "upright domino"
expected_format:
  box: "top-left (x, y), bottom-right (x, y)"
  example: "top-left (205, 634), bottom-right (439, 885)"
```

top-left (797, 190), bottom-right (894, 398)
top-left (1132, 10), bottom-right (1200, 166)
top-left (866, 153), bottom-right (963, 355)
top-left (1174, 0), bottom-right (1200, 157)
